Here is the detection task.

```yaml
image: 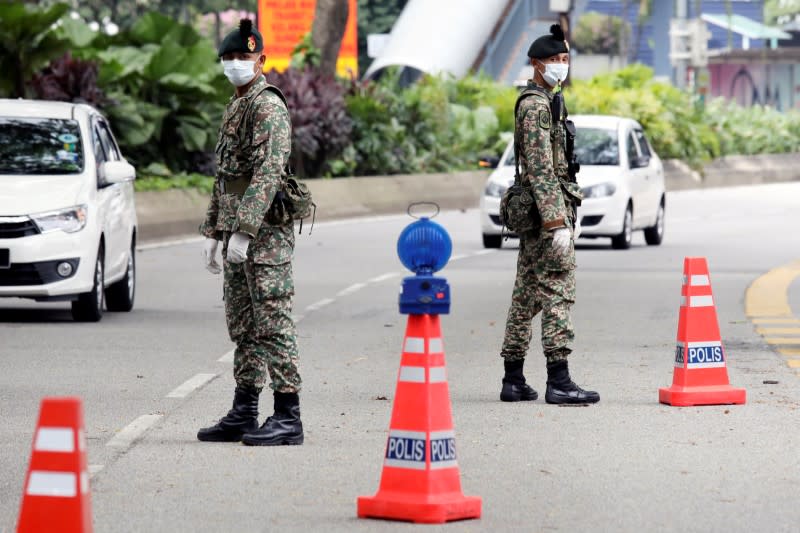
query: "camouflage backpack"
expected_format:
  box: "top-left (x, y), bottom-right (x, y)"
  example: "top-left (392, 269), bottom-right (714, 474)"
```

top-left (499, 86), bottom-right (548, 234)
top-left (249, 83), bottom-right (317, 232)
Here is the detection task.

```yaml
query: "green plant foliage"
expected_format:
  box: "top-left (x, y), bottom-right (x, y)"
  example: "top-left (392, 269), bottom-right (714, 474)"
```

top-left (0, 2), bottom-right (72, 98)
top-left (134, 172), bottom-right (215, 194)
top-left (84, 12), bottom-right (229, 173)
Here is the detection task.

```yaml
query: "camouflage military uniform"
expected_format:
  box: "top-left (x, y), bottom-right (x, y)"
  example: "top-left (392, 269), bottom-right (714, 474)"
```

top-left (500, 81), bottom-right (581, 365)
top-left (200, 75), bottom-right (300, 393)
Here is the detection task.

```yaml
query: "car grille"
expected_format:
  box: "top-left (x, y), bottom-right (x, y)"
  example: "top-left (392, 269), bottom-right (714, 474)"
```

top-left (0, 259), bottom-right (79, 286)
top-left (581, 215), bottom-right (604, 227)
top-left (0, 219), bottom-right (40, 238)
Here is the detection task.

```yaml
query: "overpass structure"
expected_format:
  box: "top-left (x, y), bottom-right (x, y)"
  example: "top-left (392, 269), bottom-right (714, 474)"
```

top-left (364, 0), bottom-right (585, 85)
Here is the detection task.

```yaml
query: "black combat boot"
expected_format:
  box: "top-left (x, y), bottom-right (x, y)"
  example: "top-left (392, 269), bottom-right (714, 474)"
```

top-left (500, 359), bottom-right (538, 402)
top-left (197, 386), bottom-right (260, 442)
top-left (241, 392), bottom-right (304, 446)
top-left (544, 360), bottom-right (600, 405)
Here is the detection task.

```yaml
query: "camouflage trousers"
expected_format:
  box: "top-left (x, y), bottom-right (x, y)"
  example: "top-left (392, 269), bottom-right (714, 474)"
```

top-left (223, 254), bottom-right (301, 394)
top-left (500, 225), bottom-right (576, 364)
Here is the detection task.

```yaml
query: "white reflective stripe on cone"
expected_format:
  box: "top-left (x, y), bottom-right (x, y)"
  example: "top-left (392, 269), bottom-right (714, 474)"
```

top-left (398, 366), bottom-right (425, 383)
top-left (690, 295), bottom-right (714, 307)
top-left (35, 427), bottom-right (75, 453)
top-left (78, 428), bottom-right (87, 452)
top-left (26, 471), bottom-right (77, 497)
top-left (404, 337), bottom-right (425, 353)
top-left (429, 367), bottom-right (447, 383)
top-left (690, 275), bottom-right (710, 286)
top-left (429, 338), bottom-right (443, 353)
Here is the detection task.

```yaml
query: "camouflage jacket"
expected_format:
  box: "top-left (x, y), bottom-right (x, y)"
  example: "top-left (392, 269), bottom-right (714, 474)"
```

top-left (515, 80), bottom-right (580, 231)
top-left (200, 75), bottom-right (294, 265)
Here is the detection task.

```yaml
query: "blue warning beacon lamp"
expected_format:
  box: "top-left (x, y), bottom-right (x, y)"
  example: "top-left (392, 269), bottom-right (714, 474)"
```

top-left (397, 203), bottom-right (452, 315)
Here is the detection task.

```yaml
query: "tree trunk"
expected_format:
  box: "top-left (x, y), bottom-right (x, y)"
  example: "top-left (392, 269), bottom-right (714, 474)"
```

top-left (311, 0), bottom-right (349, 77)
top-left (214, 11), bottom-right (222, 49)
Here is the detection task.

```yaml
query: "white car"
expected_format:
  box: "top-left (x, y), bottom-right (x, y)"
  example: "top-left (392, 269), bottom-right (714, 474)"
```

top-left (480, 114), bottom-right (665, 249)
top-left (0, 99), bottom-right (138, 321)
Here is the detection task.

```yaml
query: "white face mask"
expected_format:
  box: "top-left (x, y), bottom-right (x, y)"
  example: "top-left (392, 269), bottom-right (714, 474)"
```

top-left (222, 59), bottom-right (257, 87)
top-left (538, 62), bottom-right (569, 87)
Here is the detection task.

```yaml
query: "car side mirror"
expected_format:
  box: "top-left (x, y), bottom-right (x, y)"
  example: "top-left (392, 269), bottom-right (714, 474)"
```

top-left (631, 155), bottom-right (650, 169)
top-left (100, 160), bottom-right (136, 185)
top-left (478, 156), bottom-right (500, 169)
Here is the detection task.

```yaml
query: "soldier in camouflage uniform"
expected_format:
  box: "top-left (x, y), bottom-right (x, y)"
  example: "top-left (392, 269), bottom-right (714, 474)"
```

top-left (197, 19), bottom-right (304, 445)
top-left (499, 25), bottom-right (600, 405)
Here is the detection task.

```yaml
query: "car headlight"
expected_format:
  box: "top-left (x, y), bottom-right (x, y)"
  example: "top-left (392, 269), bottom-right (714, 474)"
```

top-left (581, 183), bottom-right (616, 199)
top-left (484, 182), bottom-right (507, 198)
top-left (31, 205), bottom-right (88, 234)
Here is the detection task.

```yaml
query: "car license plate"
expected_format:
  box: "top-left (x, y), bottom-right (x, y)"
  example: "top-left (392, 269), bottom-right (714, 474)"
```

top-left (0, 249), bottom-right (8, 268)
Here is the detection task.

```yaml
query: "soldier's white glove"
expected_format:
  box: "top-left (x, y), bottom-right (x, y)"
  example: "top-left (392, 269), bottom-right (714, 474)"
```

top-left (202, 238), bottom-right (222, 274)
top-left (574, 217), bottom-right (582, 239)
top-left (226, 232), bottom-right (251, 264)
top-left (552, 227), bottom-right (571, 254)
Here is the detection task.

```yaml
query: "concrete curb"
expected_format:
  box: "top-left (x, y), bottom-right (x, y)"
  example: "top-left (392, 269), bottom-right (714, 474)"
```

top-left (135, 154), bottom-right (800, 243)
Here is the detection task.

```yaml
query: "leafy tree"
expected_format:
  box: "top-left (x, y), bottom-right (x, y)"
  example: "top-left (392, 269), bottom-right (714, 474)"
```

top-left (571, 11), bottom-right (630, 55)
top-left (0, 2), bottom-right (72, 97)
top-left (765, 0), bottom-right (800, 24)
top-left (31, 52), bottom-right (107, 107)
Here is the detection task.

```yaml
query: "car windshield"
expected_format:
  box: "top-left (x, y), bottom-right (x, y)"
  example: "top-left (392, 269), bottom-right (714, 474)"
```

top-left (0, 117), bottom-right (84, 175)
top-left (502, 126), bottom-right (620, 167)
top-left (575, 127), bottom-right (619, 165)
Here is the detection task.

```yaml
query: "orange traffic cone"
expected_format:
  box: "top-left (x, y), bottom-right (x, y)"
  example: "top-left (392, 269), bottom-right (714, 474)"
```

top-left (17, 397), bottom-right (92, 533)
top-left (659, 257), bottom-right (746, 406)
top-left (357, 313), bottom-right (481, 523)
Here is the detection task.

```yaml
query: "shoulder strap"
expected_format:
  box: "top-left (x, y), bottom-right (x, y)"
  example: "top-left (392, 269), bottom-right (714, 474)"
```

top-left (513, 87), bottom-right (549, 185)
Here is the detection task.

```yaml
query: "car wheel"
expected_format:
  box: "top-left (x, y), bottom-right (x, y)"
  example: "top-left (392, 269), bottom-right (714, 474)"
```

top-left (611, 204), bottom-right (633, 250)
top-left (71, 243), bottom-right (104, 322)
top-left (644, 198), bottom-right (665, 246)
top-left (106, 236), bottom-right (136, 312)
top-left (482, 233), bottom-right (502, 248)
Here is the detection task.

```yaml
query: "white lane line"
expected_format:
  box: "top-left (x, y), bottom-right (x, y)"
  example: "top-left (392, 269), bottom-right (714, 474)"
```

top-left (473, 249), bottom-right (496, 256)
top-left (305, 298), bottom-right (335, 312)
top-left (449, 254), bottom-right (467, 261)
top-left (166, 373), bottom-right (218, 398)
top-left (89, 464), bottom-right (104, 478)
top-left (217, 349), bottom-right (234, 363)
top-left (137, 236), bottom-right (203, 251)
top-left (106, 414), bottom-right (163, 450)
top-left (292, 314), bottom-right (305, 323)
top-left (337, 283), bottom-right (367, 297)
top-left (369, 272), bottom-right (400, 283)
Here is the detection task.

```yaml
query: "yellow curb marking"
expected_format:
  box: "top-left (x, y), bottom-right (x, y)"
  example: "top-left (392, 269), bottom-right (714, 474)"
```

top-left (746, 260), bottom-right (800, 372)
top-left (752, 318), bottom-right (800, 324)
top-left (755, 327), bottom-right (800, 335)
top-left (763, 338), bottom-right (800, 345)
top-left (745, 260), bottom-right (800, 318)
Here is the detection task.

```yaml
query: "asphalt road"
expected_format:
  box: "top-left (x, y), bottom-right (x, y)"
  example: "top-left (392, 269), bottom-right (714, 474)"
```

top-left (2, 183), bottom-right (800, 532)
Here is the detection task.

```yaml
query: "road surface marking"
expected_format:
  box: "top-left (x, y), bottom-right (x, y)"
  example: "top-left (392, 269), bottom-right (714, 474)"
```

top-left (763, 338), bottom-right (800, 346)
top-left (292, 314), bottom-right (305, 323)
top-left (107, 414), bottom-right (162, 450)
top-left (746, 260), bottom-right (800, 372)
top-left (166, 373), bottom-right (217, 398)
top-left (369, 272), bottom-right (400, 283)
top-left (449, 254), bottom-right (467, 261)
top-left (138, 236), bottom-right (203, 251)
top-left (473, 249), bottom-right (496, 256)
top-left (337, 283), bottom-right (367, 297)
top-left (217, 350), bottom-right (234, 363)
top-left (745, 260), bottom-right (800, 318)
top-left (305, 298), bottom-right (335, 312)
top-left (755, 327), bottom-right (800, 335)
top-left (752, 318), bottom-right (800, 324)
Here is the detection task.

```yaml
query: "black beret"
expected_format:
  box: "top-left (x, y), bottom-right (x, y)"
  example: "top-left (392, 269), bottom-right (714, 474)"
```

top-left (527, 24), bottom-right (570, 59)
top-left (218, 19), bottom-right (263, 57)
